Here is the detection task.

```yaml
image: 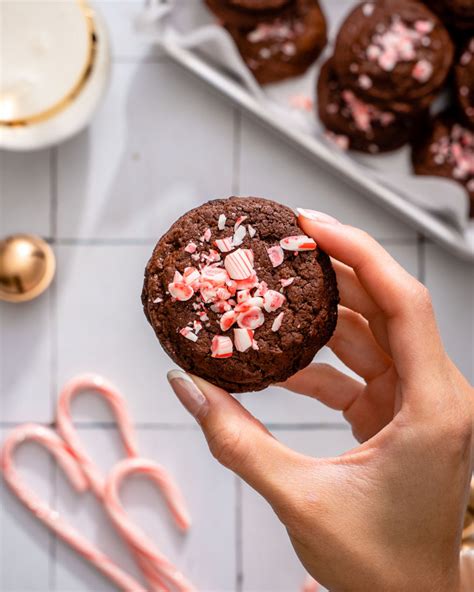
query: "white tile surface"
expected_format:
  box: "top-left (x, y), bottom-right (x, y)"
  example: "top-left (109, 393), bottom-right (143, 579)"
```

top-left (0, 291), bottom-right (53, 423)
top-left (54, 427), bottom-right (236, 592)
top-left (425, 242), bottom-right (474, 383)
top-left (55, 244), bottom-right (197, 424)
top-left (0, 149), bottom-right (51, 237)
top-left (0, 429), bottom-right (53, 591)
top-left (56, 60), bottom-right (234, 240)
top-left (239, 115), bottom-right (415, 241)
top-left (241, 428), bottom-right (356, 592)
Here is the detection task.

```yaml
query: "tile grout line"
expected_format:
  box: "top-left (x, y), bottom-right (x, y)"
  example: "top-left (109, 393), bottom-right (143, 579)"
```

top-left (232, 108), bottom-right (242, 196)
top-left (49, 145), bottom-right (59, 592)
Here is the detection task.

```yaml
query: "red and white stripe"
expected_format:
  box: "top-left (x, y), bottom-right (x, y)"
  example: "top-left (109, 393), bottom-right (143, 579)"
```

top-left (280, 235), bottom-right (317, 251)
top-left (215, 237), bottom-right (234, 253)
top-left (224, 248), bottom-right (255, 280)
top-left (237, 306), bottom-right (265, 330)
top-left (211, 335), bottom-right (233, 358)
top-left (263, 290), bottom-right (286, 313)
top-left (267, 245), bottom-right (284, 267)
top-left (234, 328), bottom-right (255, 352)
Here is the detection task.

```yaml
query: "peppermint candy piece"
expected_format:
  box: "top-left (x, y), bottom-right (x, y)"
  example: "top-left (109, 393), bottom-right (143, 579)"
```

top-left (234, 215), bottom-right (248, 231)
top-left (201, 228), bottom-right (212, 242)
top-left (153, 296), bottom-right (163, 304)
top-left (232, 224), bottom-right (247, 247)
top-left (235, 297), bottom-right (264, 313)
top-left (183, 267), bottom-right (200, 285)
top-left (234, 328), bottom-right (254, 353)
top-left (267, 245), bottom-right (284, 267)
top-left (173, 270), bottom-right (184, 283)
top-left (235, 273), bottom-right (258, 290)
top-left (199, 282), bottom-right (217, 303)
top-left (216, 287), bottom-right (232, 301)
top-left (280, 277), bottom-right (295, 287)
top-left (225, 248), bottom-right (255, 280)
top-left (211, 300), bottom-right (232, 313)
top-left (237, 306), bottom-right (265, 330)
top-left (168, 282), bottom-right (194, 301)
top-left (201, 266), bottom-right (229, 286)
top-left (236, 289), bottom-right (251, 303)
top-left (247, 225), bottom-right (256, 238)
top-left (254, 281), bottom-right (269, 297)
top-left (263, 290), bottom-right (285, 312)
top-left (280, 235), bottom-right (317, 251)
top-left (211, 335), bottom-right (233, 358)
top-left (180, 327), bottom-right (198, 342)
top-left (184, 242), bottom-right (197, 254)
top-left (218, 214), bottom-right (227, 230)
top-left (215, 237), bottom-right (234, 253)
top-left (271, 312), bottom-right (284, 332)
top-left (220, 310), bottom-right (238, 332)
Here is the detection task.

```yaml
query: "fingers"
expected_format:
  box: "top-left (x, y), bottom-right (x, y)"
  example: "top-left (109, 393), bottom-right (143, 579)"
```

top-left (167, 370), bottom-right (305, 508)
top-left (329, 306), bottom-right (392, 382)
top-left (297, 211), bottom-right (445, 390)
top-left (331, 260), bottom-right (391, 356)
top-left (282, 363), bottom-right (363, 412)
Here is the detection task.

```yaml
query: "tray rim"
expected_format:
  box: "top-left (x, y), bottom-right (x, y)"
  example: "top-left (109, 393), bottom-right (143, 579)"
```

top-left (158, 37), bottom-right (474, 262)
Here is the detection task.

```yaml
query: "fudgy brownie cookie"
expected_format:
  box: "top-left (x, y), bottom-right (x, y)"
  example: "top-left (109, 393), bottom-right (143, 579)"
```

top-left (412, 114), bottom-right (474, 216)
top-left (455, 38), bottom-right (474, 129)
top-left (205, 0), bottom-right (293, 27)
top-left (332, 0), bottom-right (454, 113)
top-left (142, 197), bottom-right (339, 393)
top-left (317, 59), bottom-right (416, 153)
top-left (226, 0), bottom-right (327, 84)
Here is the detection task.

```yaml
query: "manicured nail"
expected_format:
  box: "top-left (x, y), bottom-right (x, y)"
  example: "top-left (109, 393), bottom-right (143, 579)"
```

top-left (296, 208), bottom-right (340, 225)
top-left (167, 369), bottom-right (209, 421)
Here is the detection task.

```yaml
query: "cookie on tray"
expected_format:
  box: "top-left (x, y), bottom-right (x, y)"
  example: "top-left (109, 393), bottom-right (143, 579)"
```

top-left (317, 59), bottom-right (417, 153)
top-left (455, 38), bottom-right (474, 129)
top-left (226, 0), bottom-right (327, 84)
top-left (332, 0), bottom-right (454, 113)
top-left (205, 0), bottom-right (293, 27)
top-left (142, 196), bottom-right (339, 393)
top-left (412, 113), bottom-right (474, 216)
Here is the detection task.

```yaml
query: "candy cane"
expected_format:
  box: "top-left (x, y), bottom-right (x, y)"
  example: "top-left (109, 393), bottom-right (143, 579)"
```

top-left (105, 457), bottom-right (196, 592)
top-left (57, 374), bottom-right (192, 592)
top-left (0, 424), bottom-right (147, 592)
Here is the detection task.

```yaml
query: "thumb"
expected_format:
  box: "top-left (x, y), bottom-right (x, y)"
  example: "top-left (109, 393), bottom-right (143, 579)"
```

top-left (167, 369), bottom-right (305, 509)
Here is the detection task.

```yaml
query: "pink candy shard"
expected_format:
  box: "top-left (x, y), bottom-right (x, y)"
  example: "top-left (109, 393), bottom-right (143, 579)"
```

top-left (180, 327), bottom-right (198, 342)
top-left (280, 235), bottom-right (317, 251)
top-left (235, 273), bottom-right (258, 290)
top-left (224, 248), bottom-right (255, 280)
top-left (412, 59), bottom-right (433, 83)
top-left (237, 306), bottom-right (265, 330)
top-left (211, 335), bottom-right (233, 358)
top-left (234, 215), bottom-right (248, 231)
top-left (263, 290), bottom-right (285, 312)
top-left (215, 237), bottom-right (234, 253)
top-left (232, 224), bottom-right (247, 247)
top-left (235, 297), bottom-right (264, 313)
top-left (173, 270), bottom-right (184, 283)
top-left (168, 282), bottom-right (194, 301)
top-left (280, 277), bottom-right (295, 287)
top-left (271, 312), bottom-right (284, 332)
top-left (247, 224), bottom-right (257, 238)
top-left (201, 228), bottom-right (212, 242)
top-left (184, 242), bottom-right (197, 253)
top-left (183, 267), bottom-right (200, 285)
top-left (220, 310), bottom-right (238, 332)
top-left (254, 280), bottom-right (269, 297)
top-left (234, 328), bottom-right (254, 352)
top-left (200, 266), bottom-right (229, 285)
top-left (267, 245), bottom-right (284, 267)
top-left (211, 300), bottom-right (232, 313)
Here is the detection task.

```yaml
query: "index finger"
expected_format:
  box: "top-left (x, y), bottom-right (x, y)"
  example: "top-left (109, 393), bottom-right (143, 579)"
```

top-left (297, 210), bottom-right (445, 385)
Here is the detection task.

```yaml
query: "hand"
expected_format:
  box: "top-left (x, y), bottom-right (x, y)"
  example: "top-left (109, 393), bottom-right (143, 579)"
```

top-left (167, 212), bottom-right (474, 592)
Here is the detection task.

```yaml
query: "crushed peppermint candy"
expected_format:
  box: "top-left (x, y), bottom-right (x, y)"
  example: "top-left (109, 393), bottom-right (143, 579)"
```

top-left (412, 59), bottom-right (433, 83)
top-left (280, 235), bottom-right (317, 251)
top-left (428, 122), bottom-right (474, 184)
top-left (165, 212), bottom-right (318, 357)
top-left (267, 245), bottom-right (284, 267)
top-left (272, 312), bottom-right (285, 332)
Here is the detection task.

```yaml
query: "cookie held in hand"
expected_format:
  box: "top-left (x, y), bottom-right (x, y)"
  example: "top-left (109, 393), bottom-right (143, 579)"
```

top-left (142, 197), bottom-right (339, 392)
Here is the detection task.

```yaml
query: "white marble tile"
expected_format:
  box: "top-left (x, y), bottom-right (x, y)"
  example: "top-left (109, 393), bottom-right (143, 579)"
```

top-left (55, 244), bottom-right (198, 424)
top-left (425, 243), bottom-right (474, 383)
top-left (0, 290), bottom-right (53, 423)
top-left (238, 115), bottom-right (415, 241)
top-left (241, 428), bottom-right (355, 592)
top-left (0, 149), bottom-right (51, 237)
top-left (54, 427), bottom-right (236, 592)
top-left (0, 428), bottom-right (53, 591)
top-left (56, 61), bottom-right (234, 240)
top-left (92, 1), bottom-right (155, 61)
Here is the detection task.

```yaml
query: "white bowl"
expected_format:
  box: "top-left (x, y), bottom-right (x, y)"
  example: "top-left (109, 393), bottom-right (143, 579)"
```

top-left (0, 0), bottom-right (110, 151)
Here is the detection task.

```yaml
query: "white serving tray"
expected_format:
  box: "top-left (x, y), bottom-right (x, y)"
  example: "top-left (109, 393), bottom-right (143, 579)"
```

top-left (138, 0), bottom-right (474, 262)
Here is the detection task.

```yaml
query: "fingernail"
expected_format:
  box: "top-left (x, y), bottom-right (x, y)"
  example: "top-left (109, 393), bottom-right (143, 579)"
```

top-left (296, 208), bottom-right (340, 225)
top-left (167, 369), bottom-right (209, 422)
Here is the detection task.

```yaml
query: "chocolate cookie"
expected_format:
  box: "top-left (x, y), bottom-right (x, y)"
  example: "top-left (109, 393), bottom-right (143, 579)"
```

top-left (421, 0), bottom-right (474, 32)
top-left (455, 38), bottom-right (474, 129)
top-left (332, 0), bottom-right (454, 113)
top-left (205, 0), bottom-right (293, 27)
top-left (226, 0), bottom-right (327, 84)
top-left (142, 197), bottom-right (339, 393)
top-left (412, 114), bottom-right (474, 216)
top-left (317, 59), bottom-right (416, 153)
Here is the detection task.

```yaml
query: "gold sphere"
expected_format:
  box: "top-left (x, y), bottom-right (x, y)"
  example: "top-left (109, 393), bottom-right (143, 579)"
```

top-left (0, 234), bottom-right (55, 303)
